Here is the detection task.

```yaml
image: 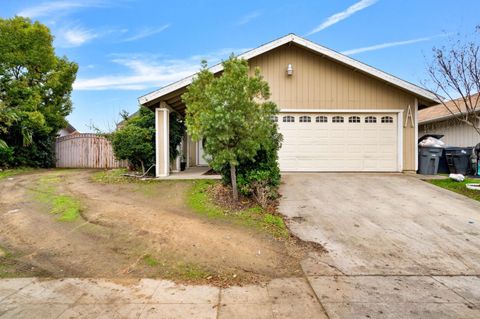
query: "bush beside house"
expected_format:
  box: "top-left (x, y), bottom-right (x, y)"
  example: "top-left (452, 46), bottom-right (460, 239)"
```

top-left (183, 56), bottom-right (282, 204)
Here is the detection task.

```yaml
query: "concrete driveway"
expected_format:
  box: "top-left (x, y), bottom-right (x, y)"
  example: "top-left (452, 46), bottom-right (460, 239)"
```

top-left (279, 173), bottom-right (480, 318)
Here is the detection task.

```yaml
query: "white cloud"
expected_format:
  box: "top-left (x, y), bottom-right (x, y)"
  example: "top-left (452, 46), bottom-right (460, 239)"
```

top-left (73, 48), bottom-right (250, 91)
top-left (341, 33), bottom-right (451, 55)
top-left (306, 0), bottom-right (378, 36)
top-left (55, 26), bottom-right (98, 47)
top-left (18, 0), bottom-right (107, 18)
top-left (122, 24), bottom-right (171, 42)
top-left (237, 10), bottom-right (262, 26)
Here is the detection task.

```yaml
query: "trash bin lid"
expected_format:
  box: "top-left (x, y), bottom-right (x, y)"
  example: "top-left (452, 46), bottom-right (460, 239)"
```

top-left (418, 134), bottom-right (444, 143)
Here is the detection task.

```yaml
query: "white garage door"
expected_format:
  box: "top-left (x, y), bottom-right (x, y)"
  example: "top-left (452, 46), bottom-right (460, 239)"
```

top-left (277, 113), bottom-right (399, 172)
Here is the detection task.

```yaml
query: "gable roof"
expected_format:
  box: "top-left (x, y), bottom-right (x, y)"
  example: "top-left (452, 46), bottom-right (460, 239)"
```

top-left (138, 33), bottom-right (440, 106)
top-left (419, 93), bottom-right (480, 124)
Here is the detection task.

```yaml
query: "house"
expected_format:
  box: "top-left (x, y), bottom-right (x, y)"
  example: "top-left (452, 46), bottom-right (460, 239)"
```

top-left (419, 94), bottom-right (480, 147)
top-left (138, 34), bottom-right (439, 177)
top-left (57, 122), bottom-right (78, 137)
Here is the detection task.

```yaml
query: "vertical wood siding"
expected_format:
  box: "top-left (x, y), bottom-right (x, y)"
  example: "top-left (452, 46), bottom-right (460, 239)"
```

top-left (248, 44), bottom-right (418, 171)
top-left (55, 134), bottom-right (127, 168)
top-left (420, 119), bottom-right (480, 147)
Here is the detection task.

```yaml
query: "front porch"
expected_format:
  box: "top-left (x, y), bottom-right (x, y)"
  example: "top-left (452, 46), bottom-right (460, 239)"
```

top-left (156, 166), bottom-right (220, 180)
top-left (153, 100), bottom-right (209, 178)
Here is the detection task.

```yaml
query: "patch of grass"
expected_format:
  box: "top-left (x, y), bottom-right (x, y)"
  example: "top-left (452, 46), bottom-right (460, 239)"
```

top-left (187, 180), bottom-right (289, 238)
top-left (0, 167), bottom-right (34, 180)
top-left (92, 169), bottom-right (130, 183)
top-left (428, 178), bottom-right (480, 202)
top-left (142, 253), bottom-right (213, 281)
top-left (51, 195), bottom-right (81, 221)
top-left (0, 245), bottom-right (12, 259)
top-left (31, 173), bottom-right (81, 221)
top-left (143, 254), bottom-right (159, 267)
top-left (174, 262), bottom-right (210, 280)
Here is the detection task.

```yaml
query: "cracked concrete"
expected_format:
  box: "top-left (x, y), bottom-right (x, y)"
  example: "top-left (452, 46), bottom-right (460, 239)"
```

top-left (0, 277), bottom-right (327, 318)
top-left (280, 173), bottom-right (480, 318)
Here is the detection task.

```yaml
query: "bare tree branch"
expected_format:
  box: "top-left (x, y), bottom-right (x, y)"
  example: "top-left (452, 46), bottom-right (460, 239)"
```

top-left (426, 27), bottom-right (480, 136)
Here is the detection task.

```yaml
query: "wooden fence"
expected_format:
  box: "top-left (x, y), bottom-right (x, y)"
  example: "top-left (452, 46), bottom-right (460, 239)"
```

top-left (55, 133), bottom-right (128, 168)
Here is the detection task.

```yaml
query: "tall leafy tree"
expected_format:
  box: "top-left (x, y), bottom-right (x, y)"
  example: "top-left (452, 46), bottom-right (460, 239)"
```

top-left (0, 17), bottom-right (77, 167)
top-left (183, 56), bottom-right (278, 200)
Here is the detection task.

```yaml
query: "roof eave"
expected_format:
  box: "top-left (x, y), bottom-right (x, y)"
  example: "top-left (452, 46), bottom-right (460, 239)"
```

top-left (138, 33), bottom-right (440, 106)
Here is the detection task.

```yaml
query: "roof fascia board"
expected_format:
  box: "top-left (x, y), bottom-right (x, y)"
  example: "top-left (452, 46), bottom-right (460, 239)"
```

top-left (138, 34), bottom-right (440, 105)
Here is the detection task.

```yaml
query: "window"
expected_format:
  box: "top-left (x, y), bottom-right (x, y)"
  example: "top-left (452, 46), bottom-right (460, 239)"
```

top-left (270, 115), bottom-right (278, 122)
top-left (283, 115), bottom-right (295, 123)
top-left (299, 116), bottom-right (311, 123)
top-left (381, 116), bottom-right (394, 123)
top-left (316, 116), bottom-right (328, 123)
top-left (365, 116), bottom-right (377, 123)
top-left (332, 116), bottom-right (344, 123)
top-left (348, 116), bottom-right (360, 123)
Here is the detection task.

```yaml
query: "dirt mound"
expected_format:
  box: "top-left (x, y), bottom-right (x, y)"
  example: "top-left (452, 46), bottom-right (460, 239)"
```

top-left (0, 170), bottom-right (321, 286)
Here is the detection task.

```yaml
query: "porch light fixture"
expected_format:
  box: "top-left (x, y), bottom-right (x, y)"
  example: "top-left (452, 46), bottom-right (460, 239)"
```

top-left (286, 64), bottom-right (293, 76)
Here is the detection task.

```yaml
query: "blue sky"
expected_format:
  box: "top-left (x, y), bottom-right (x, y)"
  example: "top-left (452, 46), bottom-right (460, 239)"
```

top-left (1, 0), bottom-right (479, 132)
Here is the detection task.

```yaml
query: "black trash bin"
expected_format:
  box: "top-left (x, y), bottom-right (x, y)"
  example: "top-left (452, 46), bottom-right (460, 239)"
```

top-left (418, 147), bottom-right (443, 175)
top-left (437, 149), bottom-right (450, 174)
top-left (445, 147), bottom-right (473, 175)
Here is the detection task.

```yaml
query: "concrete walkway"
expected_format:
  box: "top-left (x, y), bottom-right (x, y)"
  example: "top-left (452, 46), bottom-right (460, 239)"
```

top-left (280, 173), bottom-right (480, 318)
top-left (0, 277), bottom-right (326, 319)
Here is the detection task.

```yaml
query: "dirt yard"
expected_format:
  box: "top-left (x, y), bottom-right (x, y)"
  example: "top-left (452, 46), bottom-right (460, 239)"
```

top-left (0, 169), bottom-right (318, 286)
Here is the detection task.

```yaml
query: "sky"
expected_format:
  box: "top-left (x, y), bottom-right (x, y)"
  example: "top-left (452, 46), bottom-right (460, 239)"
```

top-left (1, 0), bottom-right (479, 132)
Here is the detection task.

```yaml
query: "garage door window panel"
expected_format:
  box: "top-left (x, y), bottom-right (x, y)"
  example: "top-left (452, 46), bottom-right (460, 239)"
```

top-left (381, 116), bottom-right (394, 123)
top-left (299, 116), bottom-right (311, 123)
top-left (316, 116), bottom-right (328, 123)
top-left (332, 116), bottom-right (344, 123)
top-left (283, 116), bottom-right (295, 123)
top-left (348, 116), bottom-right (361, 123)
top-left (365, 116), bottom-right (377, 123)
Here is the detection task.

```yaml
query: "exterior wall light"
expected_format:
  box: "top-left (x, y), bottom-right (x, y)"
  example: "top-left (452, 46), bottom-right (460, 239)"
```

top-left (287, 64), bottom-right (293, 76)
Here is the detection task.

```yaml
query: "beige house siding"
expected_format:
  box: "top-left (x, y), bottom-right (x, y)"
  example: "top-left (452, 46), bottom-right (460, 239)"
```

top-left (420, 119), bottom-right (480, 147)
top-left (248, 43), bottom-right (418, 171)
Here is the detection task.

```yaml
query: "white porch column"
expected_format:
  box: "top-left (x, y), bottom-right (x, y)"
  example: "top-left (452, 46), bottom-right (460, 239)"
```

top-left (155, 107), bottom-right (170, 177)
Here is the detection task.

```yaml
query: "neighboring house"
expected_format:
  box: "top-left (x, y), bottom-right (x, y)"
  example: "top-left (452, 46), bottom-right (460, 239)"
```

top-left (57, 122), bottom-right (78, 137)
top-left (419, 95), bottom-right (480, 147)
top-left (138, 34), bottom-right (439, 177)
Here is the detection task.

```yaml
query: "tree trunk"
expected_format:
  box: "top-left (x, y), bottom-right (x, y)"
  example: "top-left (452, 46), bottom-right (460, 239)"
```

top-left (139, 159), bottom-right (145, 175)
top-left (230, 162), bottom-right (238, 201)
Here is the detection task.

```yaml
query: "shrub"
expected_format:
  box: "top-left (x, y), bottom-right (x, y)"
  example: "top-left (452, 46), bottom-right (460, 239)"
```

top-left (110, 125), bottom-right (154, 174)
top-left (221, 125), bottom-right (282, 208)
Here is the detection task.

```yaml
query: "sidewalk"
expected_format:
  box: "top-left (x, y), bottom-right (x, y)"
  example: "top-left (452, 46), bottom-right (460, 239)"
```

top-left (0, 277), bottom-right (327, 319)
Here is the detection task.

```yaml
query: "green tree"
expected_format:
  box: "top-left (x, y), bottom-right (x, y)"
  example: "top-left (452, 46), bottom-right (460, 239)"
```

top-left (182, 56), bottom-right (278, 200)
top-left (111, 125), bottom-right (154, 174)
top-left (0, 17), bottom-right (77, 167)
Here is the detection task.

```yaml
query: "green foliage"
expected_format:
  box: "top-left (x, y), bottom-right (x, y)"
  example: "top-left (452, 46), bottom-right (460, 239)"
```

top-left (169, 112), bottom-right (185, 161)
top-left (222, 121), bottom-right (282, 206)
top-left (183, 56), bottom-right (280, 199)
top-left (111, 125), bottom-right (154, 173)
top-left (111, 106), bottom-right (185, 174)
top-left (0, 17), bottom-right (78, 168)
top-left (186, 180), bottom-right (288, 238)
top-left (428, 178), bottom-right (480, 202)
